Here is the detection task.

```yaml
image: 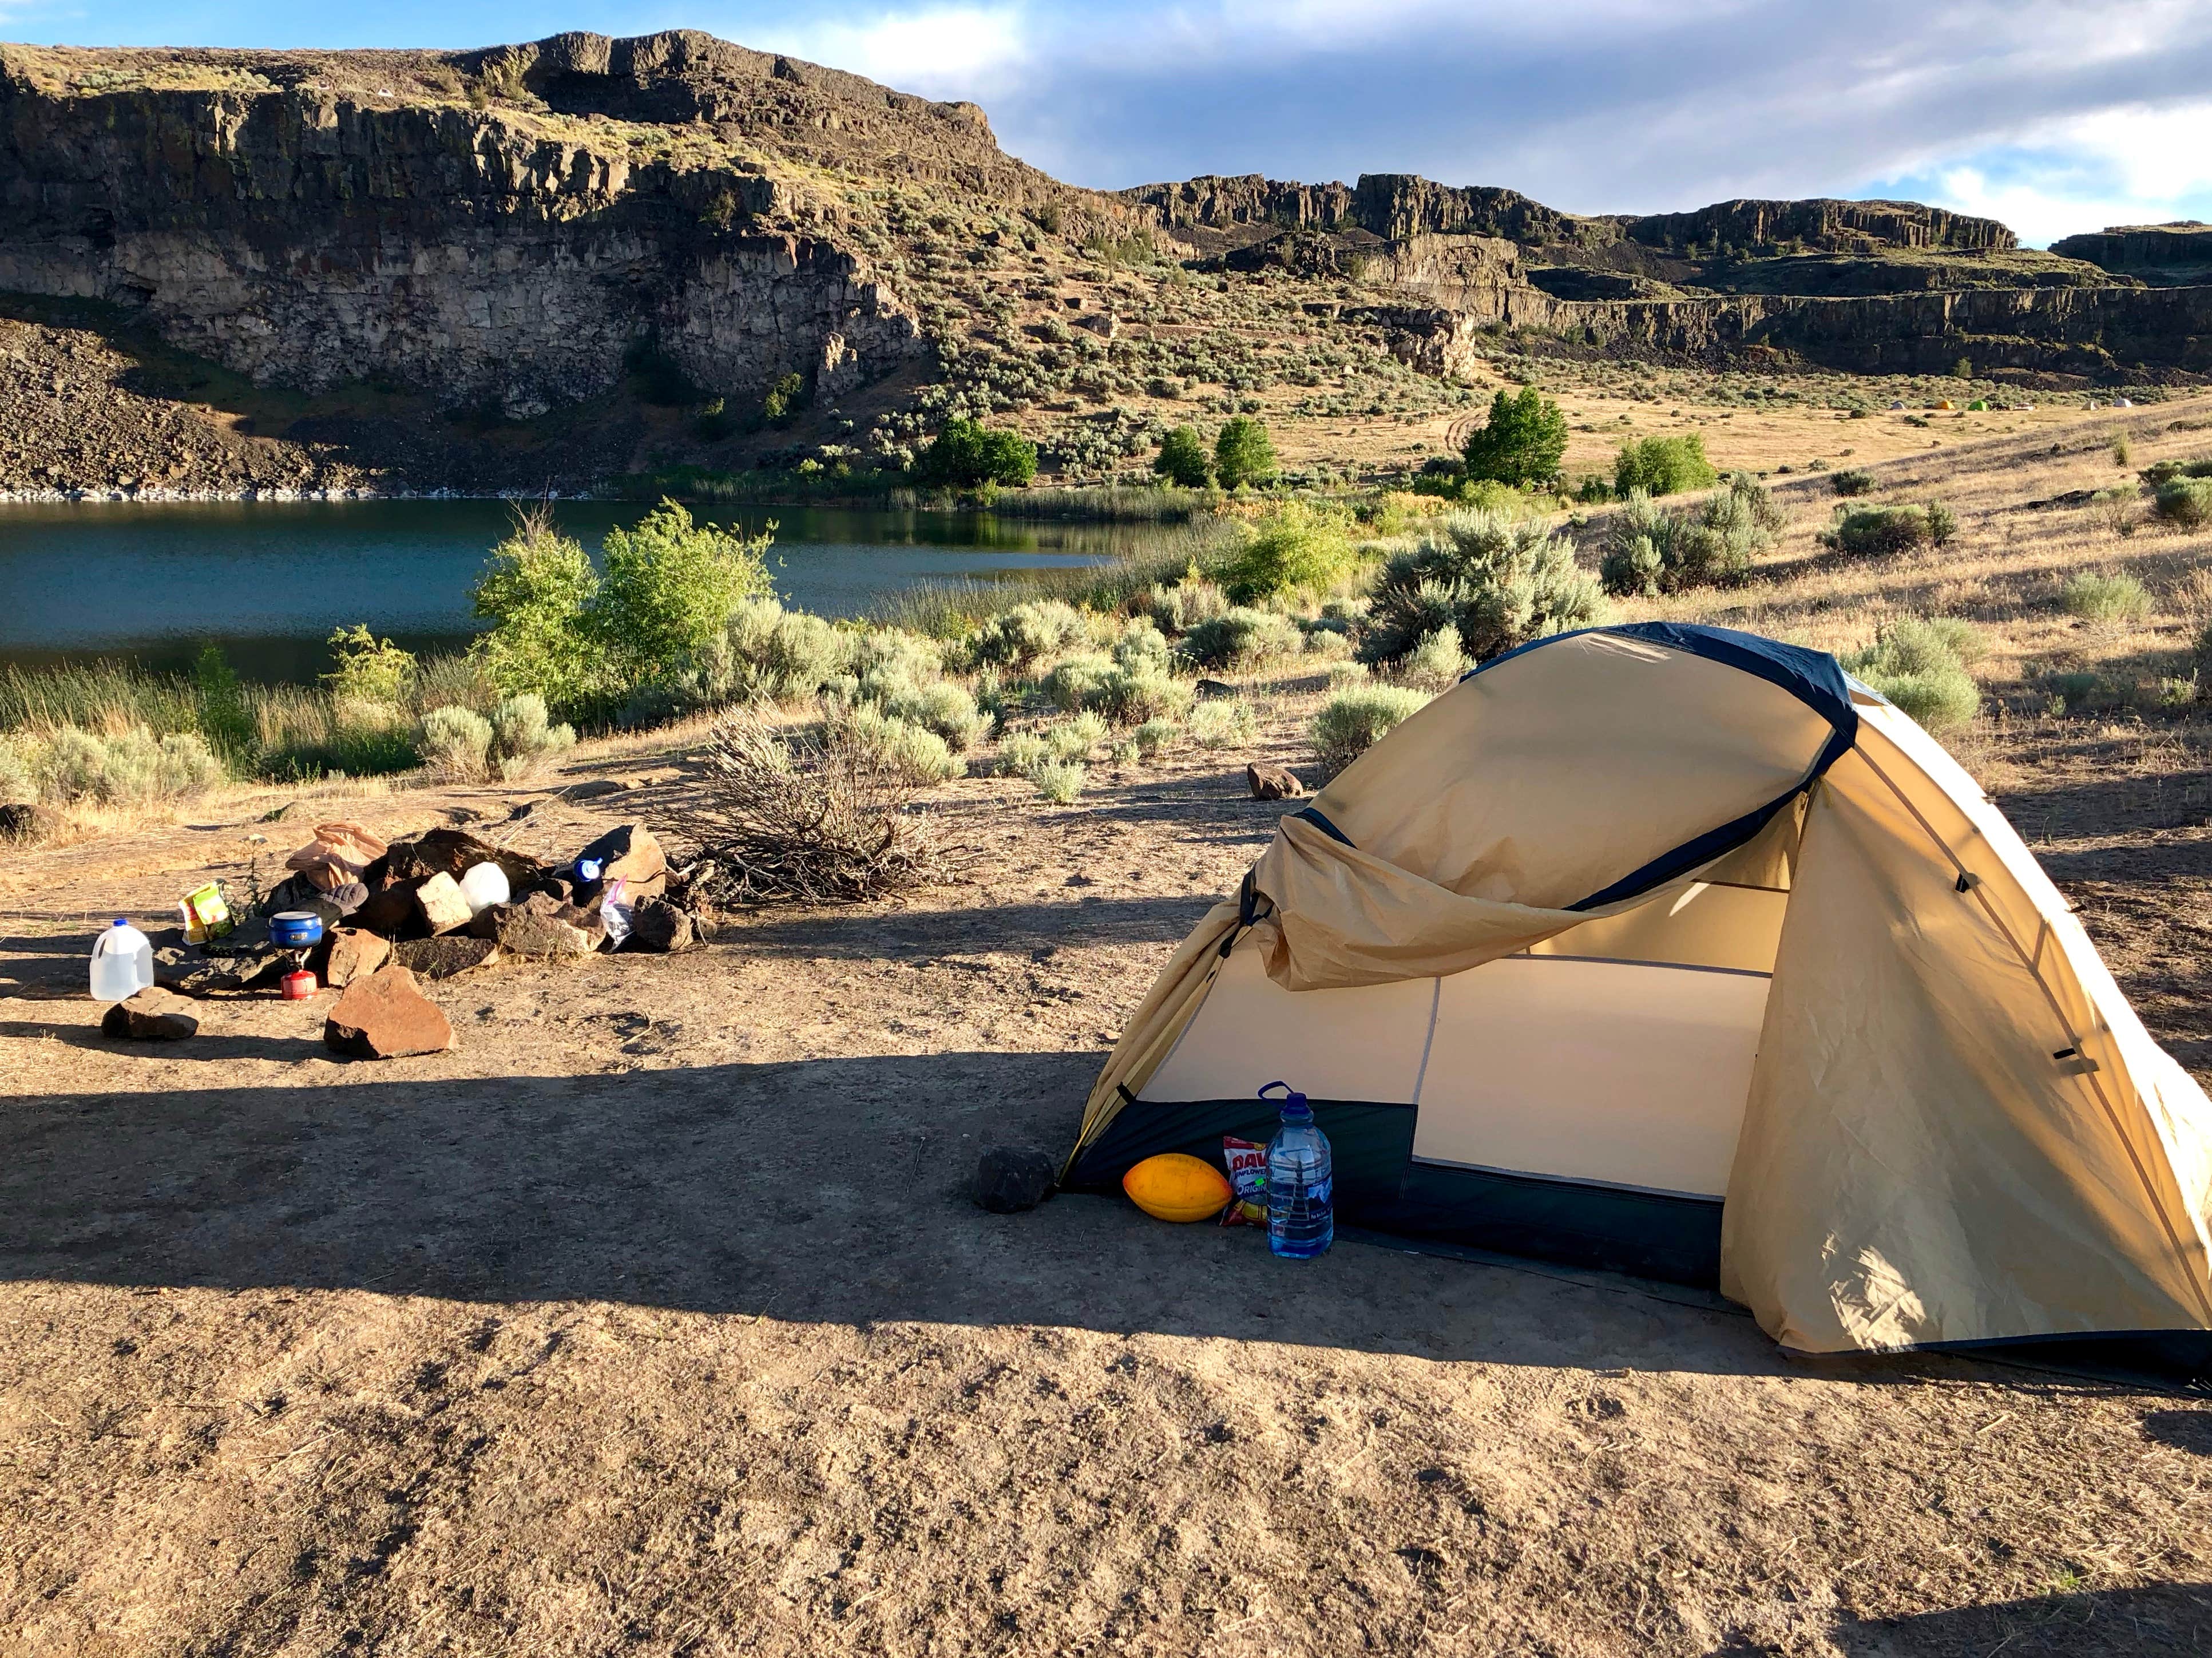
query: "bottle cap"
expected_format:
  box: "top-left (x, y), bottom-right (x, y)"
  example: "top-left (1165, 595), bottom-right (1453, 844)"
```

top-left (577, 858), bottom-right (603, 883)
top-left (1259, 1079), bottom-right (1311, 1119)
top-left (114, 917), bottom-right (126, 927)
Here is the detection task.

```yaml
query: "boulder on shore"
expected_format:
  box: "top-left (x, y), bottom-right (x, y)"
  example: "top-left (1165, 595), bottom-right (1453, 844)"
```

top-left (100, 986), bottom-right (200, 1041)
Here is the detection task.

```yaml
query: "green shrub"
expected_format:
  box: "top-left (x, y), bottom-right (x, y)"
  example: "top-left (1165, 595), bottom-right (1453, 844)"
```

top-left (594, 500), bottom-right (775, 692)
top-left (1032, 759), bottom-right (1087, 804)
top-left (1099, 664), bottom-right (1194, 725)
top-left (421, 704), bottom-right (495, 779)
top-left (1845, 618), bottom-right (1981, 731)
top-left (192, 643), bottom-right (255, 761)
top-left (322, 624), bottom-right (417, 706)
top-left (1614, 434), bottom-right (1718, 497)
top-left (917, 418), bottom-right (1039, 488)
top-left (1462, 386), bottom-right (1568, 486)
top-left (1113, 618), bottom-right (1172, 673)
top-left (1040, 652), bottom-right (1117, 713)
top-left (1187, 697), bottom-right (1255, 749)
top-left (2141, 457), bottom-right (2212, 487)
top-left (1179, 608), bottom-right (1303, 671)
top-left (878, 678), bottom-right (989, 749)
top-left (1823, 506), bottom-right (1932, 557)
top-left (1153, 426), bottom-right (1212, 488)
top-left (724, 598), bottom-right (859, 701)
top-left (1310, 686), bottom-right (1430, 776)
top-left (0, 737), bottom-right (33, 805)
top-left (762, 371), bottom-right (806, 427)
top-left (1360, 509), bottom-right (1606, 667)
top-left (1214, 417), bottom-right (1278, 490)
top-left (1830, 469), bottom-right (1877, 497)
top-left (1925, 500), bottom-right (1960, 548)
top-left (1219, 504), bottom-right (1358, 603)
top-left (838, 706), bottom-right (965, 784)
top-left (468, 511), bottom-right (612, 710)
top-left (2060, 571), bottom-right (2152, 623)
top-left (2155, 477), bottom-right (2212, 528)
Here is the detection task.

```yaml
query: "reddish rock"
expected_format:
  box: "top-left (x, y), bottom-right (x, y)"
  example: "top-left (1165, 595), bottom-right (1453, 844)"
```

top-left (1246, 762), bottom-right (1307, 801)
top-left (317, 927), bottom-right (391, 989)
top-left (352, 876), bottom-right (428, 939)
top-left (577, 823), bottom-right (668, 900)
top-left (322, 965), bottom-right (454, 1059)
top-left (100, 986), bottom-right (200, 1040)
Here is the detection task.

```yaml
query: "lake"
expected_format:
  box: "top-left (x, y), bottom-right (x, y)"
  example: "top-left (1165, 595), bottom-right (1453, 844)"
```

top-left (0, 499), bottom-right (1175, 684)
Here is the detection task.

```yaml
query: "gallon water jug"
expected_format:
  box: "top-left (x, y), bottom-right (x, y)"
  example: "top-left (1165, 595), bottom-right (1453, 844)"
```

top-left (89, 918), bottom-right (154, 1002)
top-left (1262, 1080), bottom-right (1333, 1259)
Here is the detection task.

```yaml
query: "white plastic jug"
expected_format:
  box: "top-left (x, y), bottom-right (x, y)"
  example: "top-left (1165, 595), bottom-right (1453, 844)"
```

top-left (458, 861), bottom-right (510, 916)
top-left (90, 918), bottom-right (154, 1002)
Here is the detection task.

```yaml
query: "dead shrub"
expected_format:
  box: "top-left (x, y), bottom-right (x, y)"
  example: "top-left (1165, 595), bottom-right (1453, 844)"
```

top-left (667, 707), bottom-right (941, 905)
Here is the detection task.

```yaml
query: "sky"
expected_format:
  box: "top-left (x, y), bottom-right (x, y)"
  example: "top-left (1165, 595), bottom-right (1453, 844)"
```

top-left (9, 1), bottom-right (2212, 247)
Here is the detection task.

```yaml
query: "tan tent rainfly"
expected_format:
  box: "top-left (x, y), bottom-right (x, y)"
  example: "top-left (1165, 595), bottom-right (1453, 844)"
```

top-left (1065, 624), bottom-right (2212, 1354)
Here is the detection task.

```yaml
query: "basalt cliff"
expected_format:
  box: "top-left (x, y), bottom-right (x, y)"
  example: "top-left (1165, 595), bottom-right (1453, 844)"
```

top-left (0, 31), bottom-right (2203, 494)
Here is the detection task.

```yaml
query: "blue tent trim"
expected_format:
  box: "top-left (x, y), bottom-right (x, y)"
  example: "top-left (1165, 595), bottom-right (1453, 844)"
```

top-left (1463, 623), bottom-right (1860, 911)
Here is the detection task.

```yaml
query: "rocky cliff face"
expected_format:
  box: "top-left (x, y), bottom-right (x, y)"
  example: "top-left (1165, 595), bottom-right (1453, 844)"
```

top-left (1622, 198), bottom-right (2014, 254)
top-left (1123, 173), bottom-right (1592, 252)
top-left (0, 37), bottom-right (935, 416)
top-left (2051, 223), bottom-right (2212, 284)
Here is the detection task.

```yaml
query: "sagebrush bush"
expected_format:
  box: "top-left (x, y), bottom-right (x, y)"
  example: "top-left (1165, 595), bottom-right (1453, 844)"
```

top-left (1040, 652), bottom-right (1118, 714)
top-left (0, 737), bottom-right (33, 804)
top-left (28, 724), bottom-right (227, 804)
top-left (1361, 509), bottom-right (1605, 667)
top-left (1310, 686), bottom-right (1430, 776)
top-left (1830, 469), bottom-right (1876, 497)
top-left (2061, 571), bottom-right (2152, 623)
top-left (488, 693), bottom-right (578, 781)
top-left (1132, 718), bottom-right (1179, 757)
top-left (1032, 759), bottom-right (1087, 804)
top-left (1187, 698), bottom-right (1255, 749)
top-left (995, 731), bottom-right (1051, 778)
top-left (1845, 618), bottom-right (1981, 731)
top-left (1179, 608), bottom-right (1303, 672)
top-left (879, 678), bottom-right (989, 749)
top-left (1599, 474), bottom-right (1780, 597)
top-left (1045, 711), bottom-right (1111, 761)
top-left (1144, 571), bottom-right (1231, 635)
top-left (1823, 506), bottom-right (1932, 557)
top-left (420, 704), bottom-right (495, 779)
top-left (2156, 477), bottom-right (2212, 528)
top-left (1398, 627), bottom-right (1472, 690)
top-left (1219, 504), bottom-right (1358, 603)
top-left (837, 706), bottom-right (965, 784)
top-left (968, 600), bottom-right (1090, 667)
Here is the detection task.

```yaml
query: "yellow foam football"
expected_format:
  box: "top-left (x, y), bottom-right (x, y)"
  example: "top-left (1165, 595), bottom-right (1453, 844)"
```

top-left (1123, 1153), bottom-right (1234, 1223)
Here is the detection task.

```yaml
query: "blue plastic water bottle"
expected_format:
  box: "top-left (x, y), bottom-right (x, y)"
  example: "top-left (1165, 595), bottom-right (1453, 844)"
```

top-left (1262, 1081), bottom-right (1333, 1259)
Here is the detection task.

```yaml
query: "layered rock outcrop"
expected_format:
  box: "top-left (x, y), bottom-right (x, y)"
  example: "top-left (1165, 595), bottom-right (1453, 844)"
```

top-left (0, 37), bottom-right (929, 415)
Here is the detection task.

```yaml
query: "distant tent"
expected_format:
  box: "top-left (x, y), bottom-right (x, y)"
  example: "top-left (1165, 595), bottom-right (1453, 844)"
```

top-left (1066, 624), bottom-right (2212, 1355)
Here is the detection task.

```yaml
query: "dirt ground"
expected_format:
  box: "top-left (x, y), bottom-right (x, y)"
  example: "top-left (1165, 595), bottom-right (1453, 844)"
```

top-left (2, 719), bottom-right (2210, 1657)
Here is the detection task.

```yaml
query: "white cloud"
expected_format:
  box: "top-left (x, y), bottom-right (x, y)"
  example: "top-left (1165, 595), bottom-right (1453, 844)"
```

top-left (759, 6), bottom-right (1030, 98)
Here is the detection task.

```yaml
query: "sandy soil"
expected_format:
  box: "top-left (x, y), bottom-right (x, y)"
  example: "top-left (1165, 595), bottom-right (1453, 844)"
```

top-left (5, 682), bottom-right (2212, 1657)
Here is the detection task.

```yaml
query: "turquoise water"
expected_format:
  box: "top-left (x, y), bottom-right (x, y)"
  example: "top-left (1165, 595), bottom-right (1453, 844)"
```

top-left (0, 499), bottom-right (1166, 683)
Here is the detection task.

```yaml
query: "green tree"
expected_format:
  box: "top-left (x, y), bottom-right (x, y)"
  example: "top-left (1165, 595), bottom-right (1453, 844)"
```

top-left (322, 624), bottom-right (418, 704)
top-left (917, 418), bottom-right (1040, 488)
top-left (1214, 417), bottom-right (1278, 490)
top-left (470, 509), bottom-right (606, 707)
top-left (192, 643), bottom-right (255, 761)
top-left (1462, 386), bottom-right (1568, 487)
top-left (1153, 425), bottom-right (1212, 488)
top-left (1614, 433), bottom-right (1718, 497)
top-left (590, 500), bottom-right (775, 689)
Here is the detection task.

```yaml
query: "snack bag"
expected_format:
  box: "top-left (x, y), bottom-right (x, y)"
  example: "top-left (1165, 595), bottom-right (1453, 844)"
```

top-left (180, 881), bottom-right (234, 943)
top-left (1219, 1135), bottom-right (1268, 1226)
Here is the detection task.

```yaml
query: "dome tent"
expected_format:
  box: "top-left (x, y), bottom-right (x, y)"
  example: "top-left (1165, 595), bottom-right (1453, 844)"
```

top-left (1065, 623), bottom-right (2212, 1355)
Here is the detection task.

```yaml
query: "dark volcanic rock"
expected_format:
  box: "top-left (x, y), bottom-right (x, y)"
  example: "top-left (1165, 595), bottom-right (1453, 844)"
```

top-left (623, 897), bottom-right (697, 953)
top-left (322, 965), bottom-right (454, 1059)
top-left (392, 935), bottom-right (502, 979)
top-left (973, 1145), bottom-right (1057, 1213)
top-left (1246, 762), bottom-right (1306, 800)
top-left (100, 986), bottom-right (200, 1040)
top-left (489, 892), bottom-right (604, 959)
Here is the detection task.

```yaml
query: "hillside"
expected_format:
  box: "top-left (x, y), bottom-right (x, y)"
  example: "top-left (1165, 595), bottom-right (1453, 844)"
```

top-left (0, 30), bottom-right (2207, 496)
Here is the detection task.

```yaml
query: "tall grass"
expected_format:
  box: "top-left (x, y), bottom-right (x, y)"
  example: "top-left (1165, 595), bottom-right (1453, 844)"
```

top-left (873, 523), bottom-right (1239, 636)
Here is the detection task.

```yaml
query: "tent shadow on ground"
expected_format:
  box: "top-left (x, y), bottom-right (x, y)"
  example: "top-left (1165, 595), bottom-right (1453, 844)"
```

top-left (726, 894), bottom-right (1215, 960)
top-left (0, 1047), bottom-right (2185, 1389)
top-left (1754, 1580), bottom-right (2212, 1657)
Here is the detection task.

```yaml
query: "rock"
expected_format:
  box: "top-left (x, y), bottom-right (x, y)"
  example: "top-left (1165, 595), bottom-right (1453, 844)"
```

top-left (100, 986), bottom-right (200, 1040)
top-left (973, 1145), bottom-right (1057, 1213)
top-left (414, 872), bottom-right (474, 935)
top-left (1247, 762), bottom-right (1307, 801)
top-left (489, 892), bottom-right (603, 960)
top-left (322, 965), bottom-right (454, 1059)
top-left (316, 927), bottom-right (391, 988)
top-left (352, 876), bottom-right (429, 938)
top-left (392, 935), bottom-right (501, 979)
top-left (623, 897), bottom-right (696, 953)
top-left (576, 824), bottom-right (668, 899)
top-left (563, 778), bottom-right (631, 801)
top-left (0, 801), bottom-right (60, 841)
top-left (385, 828), bottom-right (545, 889)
